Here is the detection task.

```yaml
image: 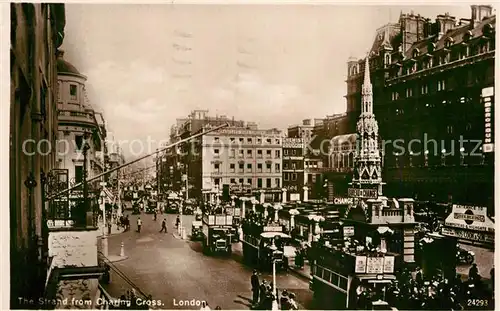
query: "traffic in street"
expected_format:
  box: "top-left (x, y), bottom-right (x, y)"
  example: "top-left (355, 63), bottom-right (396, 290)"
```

top-left (102, 209), bottom-right (313, 310)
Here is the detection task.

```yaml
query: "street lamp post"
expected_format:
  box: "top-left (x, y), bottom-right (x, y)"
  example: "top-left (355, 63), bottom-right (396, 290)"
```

top-left (82, 133), bottom-right (91, 226)
top-left (269, 240), bottom-right (280, 310)
top-left (100, 191), bottom-right (108, 257)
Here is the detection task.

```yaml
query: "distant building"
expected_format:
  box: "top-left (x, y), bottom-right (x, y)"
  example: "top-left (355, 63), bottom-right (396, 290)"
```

top-left (344, 6), bottom-right (495, 209)
top-left (195, 125), bottom-right (283, 203)
top-left (282, 138), bottom-right (305, 201)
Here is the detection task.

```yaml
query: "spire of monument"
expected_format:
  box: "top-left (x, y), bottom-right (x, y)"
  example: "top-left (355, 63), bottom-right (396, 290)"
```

top-left (364, 55), bottom-right (371, 86)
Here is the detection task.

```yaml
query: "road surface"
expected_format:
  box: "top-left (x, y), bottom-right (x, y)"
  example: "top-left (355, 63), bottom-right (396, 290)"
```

top-left (103, 210), bottom-right (313, 309)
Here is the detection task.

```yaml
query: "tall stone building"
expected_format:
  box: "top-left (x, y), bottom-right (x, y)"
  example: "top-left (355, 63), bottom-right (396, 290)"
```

top-left (10, 3), bottom-right (66, 307)
top-left (342, 6), bottom-right (495, 210)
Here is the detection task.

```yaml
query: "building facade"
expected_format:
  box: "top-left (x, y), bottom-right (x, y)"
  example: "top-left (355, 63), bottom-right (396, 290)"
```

top-left (196, 125), bottom-right (283, 203)
top-left (10, 3), bottom-right (66, 307)
top-left (344, 6), bottom-right (495, 210)
top-left (282, 138), bottom-right (305, 201)
top-left (56, 50), bottom-right (106, 192)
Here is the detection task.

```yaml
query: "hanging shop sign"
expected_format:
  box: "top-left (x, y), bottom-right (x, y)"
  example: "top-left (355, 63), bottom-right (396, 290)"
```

top-left (444, 204), bottom-right (494, 233)
top-left (366, 257), bottom-right (384, 274)
top-left (482, 86), bottom-right (494, 153)
top-left (263, 226), bottom-right (283, 232)
top-left (343, 226), bottom-right (355, 237)
top-left (441, 227), bottom-right (494, 243)
top-left (348, 188), bottom-right (377, 199)
top-left (334, 197), bottom-right (354, 205)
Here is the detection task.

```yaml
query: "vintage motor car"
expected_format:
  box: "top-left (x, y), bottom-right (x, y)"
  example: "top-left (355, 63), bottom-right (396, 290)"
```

top-left (191, 220), bottom-right (203, 240)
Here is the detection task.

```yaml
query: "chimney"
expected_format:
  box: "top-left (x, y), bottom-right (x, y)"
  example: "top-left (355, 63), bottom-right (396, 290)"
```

top-left (471, 5), bottom-right (493, 27)
top-left (436, 13), bottom-right (456, 39)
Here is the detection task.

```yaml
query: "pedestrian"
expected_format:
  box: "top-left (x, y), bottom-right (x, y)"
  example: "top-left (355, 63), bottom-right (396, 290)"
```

top-left (469, 263), bottom-right (479, 281)
top-left (137, 217), bottom-right (142, 233)
top-left (153, 210), bottom-right (157, 221)
top-left (288, 293), bottom-right (298, 310)
top-left (200, 301), bottom-right (210, 310)
top-left (280, 290), bottom-right (289, 310)
top-left (160, 218), bottom-right (167, 233)
top-left (176, 215), bottom-right (180, 228)
top-left (251, 269), bottom-right (260, 305)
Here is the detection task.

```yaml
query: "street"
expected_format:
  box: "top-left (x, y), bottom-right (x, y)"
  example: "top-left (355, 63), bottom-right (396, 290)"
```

top-left (103, 209), bottom-right (313, 309)
top-left (456, 243), bottom-right (494, 280)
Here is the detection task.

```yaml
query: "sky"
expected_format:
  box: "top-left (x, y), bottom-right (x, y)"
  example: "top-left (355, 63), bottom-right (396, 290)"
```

top-left (61, 4), bottom-right (473, 159)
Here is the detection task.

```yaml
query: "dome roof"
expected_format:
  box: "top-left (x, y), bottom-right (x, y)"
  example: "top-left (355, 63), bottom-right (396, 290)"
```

top-left (56, 50), bottom-right (81, 75)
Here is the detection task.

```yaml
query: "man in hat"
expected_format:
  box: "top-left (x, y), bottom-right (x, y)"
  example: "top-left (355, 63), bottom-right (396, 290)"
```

top-left (251, 270), bottom-right (260, 305)
top-left (469, 263), bottom-right (479, 282)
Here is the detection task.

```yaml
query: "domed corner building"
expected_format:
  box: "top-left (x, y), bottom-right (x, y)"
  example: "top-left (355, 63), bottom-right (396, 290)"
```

top-left (56, 49), bottom-right (106, 214)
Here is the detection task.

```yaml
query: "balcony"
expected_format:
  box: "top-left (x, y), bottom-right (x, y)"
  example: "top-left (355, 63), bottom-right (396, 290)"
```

top-left (58, 109), bottom-right (97, 127)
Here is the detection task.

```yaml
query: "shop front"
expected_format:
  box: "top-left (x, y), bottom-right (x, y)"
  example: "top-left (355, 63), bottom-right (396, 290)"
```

top-left (442, 204), bottom-right (495, 248)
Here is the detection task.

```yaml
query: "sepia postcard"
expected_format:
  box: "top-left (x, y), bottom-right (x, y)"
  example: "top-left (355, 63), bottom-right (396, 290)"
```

top-left (6, 2), bottom-right (497, 310)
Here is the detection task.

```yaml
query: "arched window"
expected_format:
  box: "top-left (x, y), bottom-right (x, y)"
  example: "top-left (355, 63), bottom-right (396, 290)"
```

top-left (445, 37), bottom-right (454, 48)
top-left (385, 54), bottom-right (390, 65)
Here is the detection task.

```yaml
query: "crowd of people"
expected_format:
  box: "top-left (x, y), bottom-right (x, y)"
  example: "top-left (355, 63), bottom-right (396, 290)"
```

top-left (353, 265), bottom-right (494, 310)
top-left (250, 270), bottom-right (298, 310)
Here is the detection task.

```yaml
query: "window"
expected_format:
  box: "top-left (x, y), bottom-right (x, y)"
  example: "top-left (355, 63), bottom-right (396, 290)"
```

top-left (214, 178), bottom-right (220, 185)
top-left (230, 163), bottom-right (235, 173)
top-left (266, 178), bottom-right (271, 188)
top-left (230, 178), bottom-right (236, 184)
top-left (275, 139), bottom-right (280, 144)
top-left (292, 150), bottom-right (297, 156)
top-left (230, 137), bottom-right (235, 143)
top-left (266, 150), bottom-right (272, 158)
top-left (247, 178), bottom-right (252, 185)
top-left (257, 178), bottom-right (262, 188)
top-left (284, 162), bottom-right (289, 169)
top-left (284, 149), bottom-right (289, 156)
top-left (230, 149), bottom-right (235, 158)
top-left (266, 138), bottom-right (272, 144)
top-left (75, 166), bottom-right (83, 182)
top-left (257, 163), bottom-right (263, 173)
top-left (239, 149), bottom-right (244, 157)
top-left (239, 178), bottom-right (244, 184)
top-left (257, 150), bottom-right (263, 158)
top-left (214, 148), bottom-right (220, 156)
top-left (292, 162), bottom-right (296, 169)
top-left (437, 80), bottom-right (446, 91)
top-left (257, 138), bottom-right (262, 144)
top-left (291, 173), bottom-right (297, 181)
top-left (214, 163), bottom-right (220, 172)
top-left (275, 178), bottom-right (280, 188)
top-left (239, 138), bottom-right (244, 143)
top-left (406, 88), bottom-right (413, 97)
top-left (247, 163), bottom-right (252, 171)
top-left (421, 84), bottom-right (428, 95)
top-left (57, 81), bottom-right (62, 101)
top-left (247, 149), bottom-right (252, 157)
top-left (275, 163), bottom-right (280, 172)
top-left (70, 84), bottom-right (77, 100)
top-left (275, 150), bottom-right (281, 158)
top-left (247, 138), bottom-right (252, 144)
top-left (266, 163), bottom-right (271, 173)
top-left (284, 173), bottom-right (289, 181)
top-left (75, 135), bottom-right (84, 151)
top-left (214, 137), bottom-right (220, 143)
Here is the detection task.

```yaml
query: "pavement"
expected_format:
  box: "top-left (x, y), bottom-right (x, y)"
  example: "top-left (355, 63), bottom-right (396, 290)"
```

top-left (103, 211), bottom-right (314, 310)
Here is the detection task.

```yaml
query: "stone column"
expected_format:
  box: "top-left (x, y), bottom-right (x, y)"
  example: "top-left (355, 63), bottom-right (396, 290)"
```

top-left (303, 186), bottom-right (309, 202)
top-left (290, 214), bottom-right (295, 230)
top-left (264, 204), bottom-right (269, 219)
top-left (259, 190), bottom-right (265, 204)
top-left (282, 188), bottom-right (287, 204)
top-left (314, 219), bottom-right (321, 235)
top-left (252, 200), bottom-right (256, 213)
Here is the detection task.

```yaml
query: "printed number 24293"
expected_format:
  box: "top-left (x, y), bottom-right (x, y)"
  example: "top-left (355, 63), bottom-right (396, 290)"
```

top-left (467, 299), bottom-right (489, 307)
